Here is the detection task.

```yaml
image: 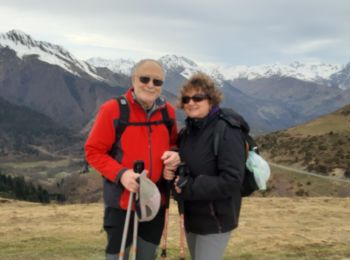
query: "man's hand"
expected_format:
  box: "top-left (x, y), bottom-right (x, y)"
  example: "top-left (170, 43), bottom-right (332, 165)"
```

top-left (161, 151), bottom-right (180, 170)
top-left (120, 169), bottom-right (145, 193)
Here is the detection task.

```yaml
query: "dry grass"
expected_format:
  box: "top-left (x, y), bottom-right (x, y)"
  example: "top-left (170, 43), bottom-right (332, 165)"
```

top-left (286, 104), bottom-right (350, 136)
top-left (286, 113), bottom-right (350, 136)
top-left (1, 197), bottom-right (350, 259)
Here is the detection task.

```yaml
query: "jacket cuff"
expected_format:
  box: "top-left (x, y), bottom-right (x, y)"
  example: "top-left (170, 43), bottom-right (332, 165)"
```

top-left (114, 168), bottom-right (128, 184)
top-left (170, 147), bottom-right (179, 152)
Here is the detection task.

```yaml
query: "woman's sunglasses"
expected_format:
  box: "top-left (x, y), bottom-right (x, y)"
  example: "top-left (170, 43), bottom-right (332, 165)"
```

top-left (139, 76), bottom-right (164, 87)
top-left (182, 93), bottom-right (208, 104)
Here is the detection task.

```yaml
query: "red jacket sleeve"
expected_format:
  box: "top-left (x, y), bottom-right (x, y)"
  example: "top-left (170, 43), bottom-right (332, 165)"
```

top-left (84, 100), bottom-right (127, 182)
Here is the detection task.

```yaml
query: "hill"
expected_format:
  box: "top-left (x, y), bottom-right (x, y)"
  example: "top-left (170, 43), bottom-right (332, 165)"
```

top-left (256, 104), bottom-right (350, 178)
top-left (0, 97), bottom-right (82, 160)
top-left (0, 197), bottom-right (349, 259)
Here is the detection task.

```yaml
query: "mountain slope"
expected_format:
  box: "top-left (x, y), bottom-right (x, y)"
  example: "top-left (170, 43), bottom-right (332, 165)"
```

top-left (0, 97), bottom-right (82, 160)
top-left (0, 47), bottom-right (125, 129)
top-left (330, 61), bottom-right (350, 90)
top-left (232, 77), bottom-right (350, 123)
top-left (257, 104), bottom-right (350, 177)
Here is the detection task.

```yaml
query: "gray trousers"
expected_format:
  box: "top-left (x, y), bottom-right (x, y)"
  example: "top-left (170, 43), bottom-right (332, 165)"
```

top-left (106, 237), bottom-right (158, 260)
top-left (186, 231), bottom-right (232, 260)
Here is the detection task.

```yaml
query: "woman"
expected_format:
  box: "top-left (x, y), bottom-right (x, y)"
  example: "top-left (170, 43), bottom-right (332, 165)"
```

top-left (174, 72), bottom-right (246, 260)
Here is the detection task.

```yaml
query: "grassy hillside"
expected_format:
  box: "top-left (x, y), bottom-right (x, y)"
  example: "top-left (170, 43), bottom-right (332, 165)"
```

top-left (256, 104), bottom-right (350, 177)
top-left (0, 197), bottom-right (349, 259)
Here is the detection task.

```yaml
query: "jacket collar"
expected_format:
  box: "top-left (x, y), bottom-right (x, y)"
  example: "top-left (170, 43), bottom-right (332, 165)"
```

top-left (125, 88), bottom-right (167, 114)
top-left (186, 106), bottom-right (220, 130)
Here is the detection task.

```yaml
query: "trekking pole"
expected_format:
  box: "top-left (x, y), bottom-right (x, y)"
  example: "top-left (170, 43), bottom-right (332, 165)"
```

top-left (160, 179), bottom-right (172, 259)
top-left (119, 160), bottom-right (144, 260)
top-left (176, 163), bottom-right (188, 260)
top-left (131, 160), bottom-right (144, 260)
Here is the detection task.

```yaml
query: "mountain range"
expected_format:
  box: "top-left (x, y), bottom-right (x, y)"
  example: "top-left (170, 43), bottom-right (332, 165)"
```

top-left (0, 29), bottom-right (349, 138)
top-left (88, 56), bottom-right (346, 88)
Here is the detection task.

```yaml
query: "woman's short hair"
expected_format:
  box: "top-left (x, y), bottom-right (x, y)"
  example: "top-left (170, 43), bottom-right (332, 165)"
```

top-left (178, 72), bottom-right (223, 109)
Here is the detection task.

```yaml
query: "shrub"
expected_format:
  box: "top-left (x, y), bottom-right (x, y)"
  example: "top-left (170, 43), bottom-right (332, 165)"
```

top-left (319, 144), bottom-right (327, 151)
top-left (345, 168), bottom-right (350, 178)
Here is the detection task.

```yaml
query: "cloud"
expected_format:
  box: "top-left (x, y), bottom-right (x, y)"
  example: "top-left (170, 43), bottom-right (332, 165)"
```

top-left (283, 39), bottom-right (339, 55)
top-left (1, 0), bottom-right (350, 65)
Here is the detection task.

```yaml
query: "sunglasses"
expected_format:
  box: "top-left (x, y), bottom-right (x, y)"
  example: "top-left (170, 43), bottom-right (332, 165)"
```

top-left (182, 93), bottom-right (208, 104)
top-left (139, 76), bottom-right (164, 87)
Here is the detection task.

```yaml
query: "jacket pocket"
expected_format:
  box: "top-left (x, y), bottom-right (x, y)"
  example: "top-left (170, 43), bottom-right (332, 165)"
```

top-left (103, 178), bottom-right (124, 208)
top-left (213, 197), bottom-right (235, 216)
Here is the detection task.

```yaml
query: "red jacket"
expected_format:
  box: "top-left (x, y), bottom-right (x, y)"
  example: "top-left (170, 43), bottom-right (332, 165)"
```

top-left (85, 89), bottom-right (177, 209)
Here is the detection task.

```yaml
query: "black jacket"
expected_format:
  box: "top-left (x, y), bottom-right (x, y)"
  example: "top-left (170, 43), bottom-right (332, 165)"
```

top-left (178, 108), bottom-right (245, 235)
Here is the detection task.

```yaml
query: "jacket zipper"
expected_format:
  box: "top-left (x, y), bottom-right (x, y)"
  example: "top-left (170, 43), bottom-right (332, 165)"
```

top-left (148, 123), bottom-right (153, 178)
top-left (146, 104), bottom-right (167, 180)
top-left (209, 202), bottom-right (222, 233)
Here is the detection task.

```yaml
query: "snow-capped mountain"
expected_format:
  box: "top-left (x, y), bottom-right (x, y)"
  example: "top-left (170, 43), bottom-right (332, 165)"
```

top-left (158, 55), bottom-right (198, 71)
top-left (0, 30), bottom-right (102, 80)
top-left (86, 54), bottom-right (343, 87)
top-left (218, 61), bottom-right (343, 84)
top-left (330, 62), bottom-right (350, 90)
top-left (87, 54), bottom-right (202, 78)
top-left (87, 57), bottom-right (135, 76)
top-left (86, 54), bottom-right (227, 86)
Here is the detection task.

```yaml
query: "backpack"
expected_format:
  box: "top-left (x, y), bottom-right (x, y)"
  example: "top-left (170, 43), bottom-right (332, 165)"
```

top-left (213, 108), bottom-right (260, 197)
top-left (83, 96), bottom-right (174, 172)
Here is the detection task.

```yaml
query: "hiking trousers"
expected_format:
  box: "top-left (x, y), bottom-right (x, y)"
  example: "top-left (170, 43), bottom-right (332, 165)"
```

top-left (106, 237), bottom-right (157, 260)
top-left (186, 231), bottom-right (232, 260)
top-left (104, 206), bottom-right (165, 260)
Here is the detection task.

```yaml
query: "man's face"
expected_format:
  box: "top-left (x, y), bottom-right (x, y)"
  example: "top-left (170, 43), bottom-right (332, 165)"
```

top-left (132, 61), bottom-right (164, 108)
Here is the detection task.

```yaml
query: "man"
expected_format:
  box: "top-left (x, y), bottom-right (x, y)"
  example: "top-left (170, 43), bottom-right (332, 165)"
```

top-left (85, 59), bottom-right (180, 259)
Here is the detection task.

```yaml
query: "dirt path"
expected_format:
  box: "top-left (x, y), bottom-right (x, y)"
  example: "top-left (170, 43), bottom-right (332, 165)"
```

top-left (269, 162), bottom-right (350, 183)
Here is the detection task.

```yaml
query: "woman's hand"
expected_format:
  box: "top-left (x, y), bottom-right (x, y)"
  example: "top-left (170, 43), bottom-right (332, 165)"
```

top-left (161, 151), bottom-right (180, 170)
top-left (174, 176), bottom-right (182, 194)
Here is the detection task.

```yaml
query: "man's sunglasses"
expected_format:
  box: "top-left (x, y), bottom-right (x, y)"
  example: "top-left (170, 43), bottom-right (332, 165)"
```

top-left (139, 76), bottom-right (164, 87)
top-left (182, 93), bottom-right (208, 104)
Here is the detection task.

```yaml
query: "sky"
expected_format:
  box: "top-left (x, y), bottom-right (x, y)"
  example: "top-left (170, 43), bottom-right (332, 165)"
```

top-left (1, 0), bottom-right (350, 66)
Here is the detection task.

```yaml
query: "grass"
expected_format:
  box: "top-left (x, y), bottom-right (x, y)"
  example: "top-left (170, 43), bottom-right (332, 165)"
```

top-left (1, 159), bottom-right (73, 169)
top-left (1, 197), bottom-right (350, 259)
top-left (287, 113), bottom-right (350, 136)
top-left (286, 104), bottom-right (350, 136)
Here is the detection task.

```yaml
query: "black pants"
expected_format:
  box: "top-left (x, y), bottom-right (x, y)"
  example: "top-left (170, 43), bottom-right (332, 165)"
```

top-left (104, 206), bottom-right (165, 254)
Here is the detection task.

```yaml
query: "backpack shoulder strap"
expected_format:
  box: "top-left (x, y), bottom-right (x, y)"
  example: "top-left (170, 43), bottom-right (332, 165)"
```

top-left (115, 96), bottom-right (130, 141)
top-left (109, 97), bottom-right (174, 157)
top-left (213, 109), bottom-right (250, 158)
top-left (213, 119), bottom-right (227, 157)
top-left (160, 105), bottom-right (174, 136)
top-left (109, 96), bottom-right (130, 157)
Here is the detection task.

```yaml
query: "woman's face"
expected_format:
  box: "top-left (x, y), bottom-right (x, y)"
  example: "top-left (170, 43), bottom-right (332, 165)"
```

top-left (182, 89), bottom-right (211, 119)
